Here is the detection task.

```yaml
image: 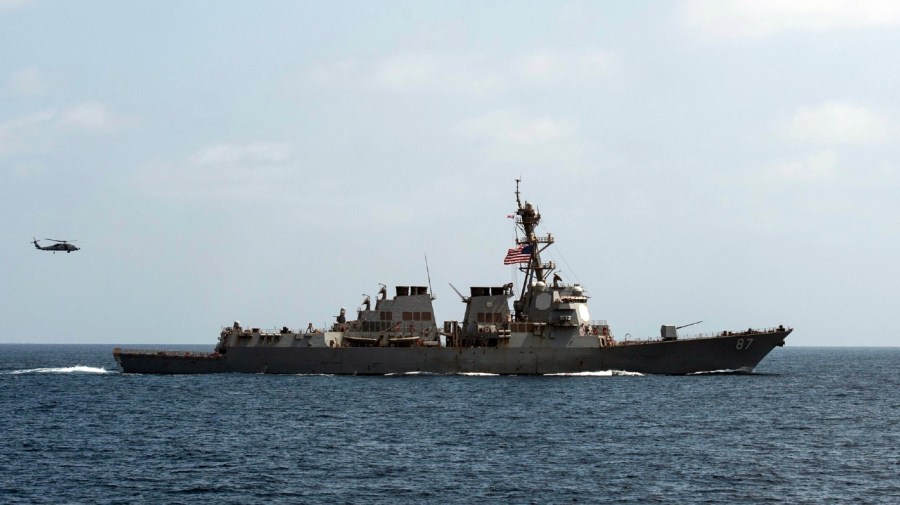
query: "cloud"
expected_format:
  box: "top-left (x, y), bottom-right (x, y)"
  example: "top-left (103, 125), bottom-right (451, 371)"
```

top-left (513, 49), bottom-right (617, 85)
top-left (0, 110), bottom-right (56, 155)
top-left (138, 141), bottom-right (298, 201)
top-left (0, 0), bottom-right (34, 10)
top-left (0, 102), bottom-right (134, 155)
top-left (709, 147), bottom-right (900, 240)
top-left (458, 109), bottom-right (575, 145)
top-left (682, 0), bottom-right (900, 39)
top-left (455, 109), bottom-right (589, 168)
top-left (5, 67), bottom-right (46, 96)
top-left (764, 150), bottom-right (840, 183)
top-left (306, 59), bottom-right (361, 87)
top-left (58, 102), bottom-right (135, 131)
top-left (306, 48), bottom-right (617, 97)
top-left (190, 142), bottom-right (293, 166)
top-left (373, 52), bottom-right (504, 95)
top-left (781, 102), bottom-right (894, 145)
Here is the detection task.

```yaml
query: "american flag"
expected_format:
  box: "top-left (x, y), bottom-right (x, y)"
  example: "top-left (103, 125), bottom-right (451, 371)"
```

top-left (503, 244), bottom-right (533, 265)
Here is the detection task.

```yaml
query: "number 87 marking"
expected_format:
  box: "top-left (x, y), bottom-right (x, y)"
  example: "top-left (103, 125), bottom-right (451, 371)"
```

top-left (736, 338), bottom-right (754, 350)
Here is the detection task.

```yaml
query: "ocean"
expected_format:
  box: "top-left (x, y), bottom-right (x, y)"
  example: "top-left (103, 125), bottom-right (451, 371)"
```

top-left (1, 345), bottom-right (897, 504)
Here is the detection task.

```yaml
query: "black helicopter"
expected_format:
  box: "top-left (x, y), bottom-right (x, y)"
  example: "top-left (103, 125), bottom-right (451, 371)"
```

top-left (33, 237), bottom-right (80, 253)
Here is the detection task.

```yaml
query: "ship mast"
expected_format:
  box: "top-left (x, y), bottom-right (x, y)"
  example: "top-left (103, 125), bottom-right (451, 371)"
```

top-left (512, 179), bottom-right (555, 321)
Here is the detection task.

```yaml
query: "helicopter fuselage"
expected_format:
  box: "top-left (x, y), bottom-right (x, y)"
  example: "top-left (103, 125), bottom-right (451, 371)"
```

top-left (33, 239), bottom-right (79, 253)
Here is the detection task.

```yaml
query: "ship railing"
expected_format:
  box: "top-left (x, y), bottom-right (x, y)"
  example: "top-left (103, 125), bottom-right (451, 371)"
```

top-left (617, 325), bottom-right (791, 344)
top-left (263, 327), bottom-right (295, 336)
top-left (113, 348), bottom-right (219, 358)
top-left (679, 326), bottom-right (791, 340)
top-left (223, 326), bottom-right (297, 336)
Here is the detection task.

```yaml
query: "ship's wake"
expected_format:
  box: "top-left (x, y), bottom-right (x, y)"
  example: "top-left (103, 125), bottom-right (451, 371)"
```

top-left (5, 366), bottom-right (111, 375)
top-left (387, 372), bottom-right (500, 376)
top-left (388, 371), bottom-right (645, 377)
top-left (294, 370), bottom-right (647, 377)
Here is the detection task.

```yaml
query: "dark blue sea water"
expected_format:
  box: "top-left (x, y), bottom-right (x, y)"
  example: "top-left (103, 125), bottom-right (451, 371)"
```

top-left (1, 345), bottom-right (897, 504)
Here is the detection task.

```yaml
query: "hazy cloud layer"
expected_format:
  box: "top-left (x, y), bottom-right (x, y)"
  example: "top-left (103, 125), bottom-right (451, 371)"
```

top-left (764, 150), bottom-right (841, 183)
top-left (4, 67), bottom-right (46, 96)
top-left (454, 109), bottom-right (589, 169)
top-left (682, 0), bottom-right (900, 38)
top-left (0, 0), bottom-right (34, 10)
top-left (138, 142), bottom-right (298, 201)
top-left (309, 48), bottom-right (617, 96)
top-left (3, 2), bottom-right (899, 346)
top-left (781, 102), bottom-right (895, 145)
top-left (0, 102), bottom-right (133, 156)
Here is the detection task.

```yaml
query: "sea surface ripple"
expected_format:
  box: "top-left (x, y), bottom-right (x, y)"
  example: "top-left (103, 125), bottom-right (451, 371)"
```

top-left (1, 345), bottom-right (897, 504)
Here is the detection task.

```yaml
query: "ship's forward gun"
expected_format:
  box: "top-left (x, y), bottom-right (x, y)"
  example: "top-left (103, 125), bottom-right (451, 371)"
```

top-left (661, 321), bottom-right (702, 341)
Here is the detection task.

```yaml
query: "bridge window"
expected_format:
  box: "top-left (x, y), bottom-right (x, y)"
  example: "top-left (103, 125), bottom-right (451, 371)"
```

top-left (477, 313), bottom-right (503, 323)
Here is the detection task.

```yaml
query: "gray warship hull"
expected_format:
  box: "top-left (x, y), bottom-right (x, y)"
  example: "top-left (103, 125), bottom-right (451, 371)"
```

top-left (114, 328), bottom-right (789, 375)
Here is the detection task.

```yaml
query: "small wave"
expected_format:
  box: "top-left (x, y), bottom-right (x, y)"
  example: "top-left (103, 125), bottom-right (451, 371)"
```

top-left (458, 372), bottom-right (500, 376)
top-left (544, 370), bottom-right (645, 377)
top-left (612, 370), bottom-right (645, 376)
top-left (546, 371), bottom-right (613, 377)
top-left (7, 366), bottom-right (111, 375)
top-left (688, 367), bottom-right (753, 375)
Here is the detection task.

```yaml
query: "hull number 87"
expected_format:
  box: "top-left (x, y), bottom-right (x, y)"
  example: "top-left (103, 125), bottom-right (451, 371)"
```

top-left (736, 338), bottom-right (754, 351)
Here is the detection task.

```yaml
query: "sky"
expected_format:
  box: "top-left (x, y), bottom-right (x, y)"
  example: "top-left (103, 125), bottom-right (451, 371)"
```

top-left (2, 0), bottom-right (898, 346)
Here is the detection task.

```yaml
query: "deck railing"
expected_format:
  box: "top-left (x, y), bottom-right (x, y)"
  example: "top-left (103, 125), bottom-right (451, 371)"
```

top-left (617, 326), bottom-right (791, 344)
top-left (113, 347), bottom-right (218, 358)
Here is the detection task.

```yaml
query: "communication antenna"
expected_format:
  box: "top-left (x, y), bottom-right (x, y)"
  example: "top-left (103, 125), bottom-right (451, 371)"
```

top-left (424, 252), bottom-right (435, 300)
top-left (515, 176), bottom-right (522, 209)
top-left (448, 283), bottom-right (469, 303)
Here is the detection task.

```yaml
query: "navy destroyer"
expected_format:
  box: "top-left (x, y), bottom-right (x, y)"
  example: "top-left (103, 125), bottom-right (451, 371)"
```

top-left (114, 182), bottom-right (791, 375)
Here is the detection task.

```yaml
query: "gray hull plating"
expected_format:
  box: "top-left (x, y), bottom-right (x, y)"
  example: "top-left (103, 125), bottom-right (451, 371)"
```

top-left (114, 329), bottom-right (789, 375)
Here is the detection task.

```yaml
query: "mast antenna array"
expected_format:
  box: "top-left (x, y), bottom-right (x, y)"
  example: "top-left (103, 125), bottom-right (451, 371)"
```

top-left (515, 177), bottom-right (522, 209)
